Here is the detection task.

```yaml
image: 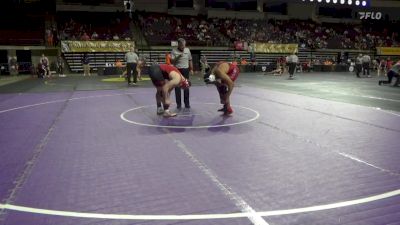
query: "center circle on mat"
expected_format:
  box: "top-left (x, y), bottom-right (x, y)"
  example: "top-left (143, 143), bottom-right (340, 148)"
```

top-left (120, 103), bottom-right (260, 129)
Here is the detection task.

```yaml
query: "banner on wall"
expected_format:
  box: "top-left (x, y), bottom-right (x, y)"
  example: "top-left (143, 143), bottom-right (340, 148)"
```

top-left (61, 41), bottom-right (135, 52)
top-left (250, 43), bottom-right (298, 54)
top-left (377, 47), bottom-right (400, 56)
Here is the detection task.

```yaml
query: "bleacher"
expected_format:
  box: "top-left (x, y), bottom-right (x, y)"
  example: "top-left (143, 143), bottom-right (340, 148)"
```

top-left (64, 50), bottom-right (167, 73)
top-left (0, 30), bottom-right (43, 46)
top-left (0, 14), bottom-right (44, 46)
top-left (63, 52), bottom-right (126, 72)
top-left (62, 49), bottom-right (371, 74)
top-left (201, 50), bottom-right (366, 66)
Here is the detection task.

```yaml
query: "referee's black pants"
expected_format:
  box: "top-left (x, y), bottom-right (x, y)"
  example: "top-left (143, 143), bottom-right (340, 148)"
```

top-left (355, 64), bottom-right (362, 77)
top-left (288, 63), bottom-right (296, 76)
top-left (175, 68), bottom-right (190, 108)
top-left (127, 62), bottom-right (137, 84)
top-left (362, 63), bottom-right (370, 75)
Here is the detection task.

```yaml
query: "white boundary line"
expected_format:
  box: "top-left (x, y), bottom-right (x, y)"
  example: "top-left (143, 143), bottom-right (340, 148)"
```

top-left (120, 103), bottom-right (260, 129)
top-left (338, 152), bottom-right (400, 176)
top-left (0, 189), bottom-right (399, 220)
top-left (171, 138), bottom-right (269, 225)
top-left (0, 93), bottom-right (136, 114)
top-left (360, 95), bottom-right (400, 103)
top-left (1, 91), bottom-right (400, 220)
top-left (241, 84), bottom-right (400, 117)
top-left (375, 108), bottom-right (400, 117)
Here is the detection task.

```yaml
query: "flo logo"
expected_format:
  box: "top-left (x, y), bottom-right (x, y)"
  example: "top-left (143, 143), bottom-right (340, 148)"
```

top-left (359, 12), bottom-right (382, 20)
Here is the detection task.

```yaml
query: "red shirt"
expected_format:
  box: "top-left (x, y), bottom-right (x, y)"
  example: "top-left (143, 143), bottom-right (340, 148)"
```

top-left (159, 64), bottom-right (181, 80)
top-left (387, 60), bottom-right (393, 70)
top-left (155, 64), bottom-right (189, 89)
top-left (216, 61), bottom-right (240, 82)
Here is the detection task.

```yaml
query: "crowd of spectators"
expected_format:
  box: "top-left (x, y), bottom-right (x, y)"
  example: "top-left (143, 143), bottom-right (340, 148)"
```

top-left (211, 18), bottom-right (399, 50)
top-left (138, 13), bottom-right (230, 46)
top-left (5, 11), bottom-right (396, 51)
top-left (138, 13), bottom-right (400, 50)
top-left (0, 13), bottom-right (44, 46)
top-left (50, 12), bottom-right (132, 44)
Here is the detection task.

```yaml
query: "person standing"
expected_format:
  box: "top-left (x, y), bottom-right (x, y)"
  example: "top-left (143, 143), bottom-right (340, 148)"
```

top-left (362, 54), bottom-right (371, 77)
top-left (250, 52), bottom-right (256, 72)
top-left (355, 54), bottom-right (363, 78)
top-left (171, 38), bottom-right (193, 110)
top-left (200, 54), bottom-right (210, 75)
top-left (125, 47), bottom-right (139, 85)
top-left (286, 52), bottom-right (298, 79)
top-left (40, 54), bottom-right (50, 77)
top-left (57, 55), bottom-right (65, 77)
top-left (9, 56), bottom-right (18, 76)
top-left (136, 56), bottom-right (145, 81)
top-left (82, 53), bottom-right (91, 76)
top-left (378, 58), bottom-right (386, 77)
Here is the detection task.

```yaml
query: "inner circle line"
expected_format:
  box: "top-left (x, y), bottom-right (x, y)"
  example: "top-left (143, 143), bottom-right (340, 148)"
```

top-left (120, 103), bottom-right (260, 129)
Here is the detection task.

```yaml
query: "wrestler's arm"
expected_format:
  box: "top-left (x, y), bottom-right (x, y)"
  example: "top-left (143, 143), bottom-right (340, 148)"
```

top-left (161, 71), bottom-right (181, 106)
top-left (214, 63), bottom-right (234, 104)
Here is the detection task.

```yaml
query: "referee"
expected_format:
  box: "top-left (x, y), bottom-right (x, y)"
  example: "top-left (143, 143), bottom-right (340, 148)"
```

top-left (287, 52), bottom-right (298, 79)
top-left (362, 54), bottom-right (371, 77)
top-left (171, 38), bottom-right (193, 110)
top-left (125, 47), bottom-right (139, 85)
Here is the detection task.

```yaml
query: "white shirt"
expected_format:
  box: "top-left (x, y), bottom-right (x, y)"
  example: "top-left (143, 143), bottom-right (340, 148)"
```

top-left (171, 47), bottom-right (192, 69)
top-left (125, 51), bottom-right (139, 63)
top-left (362, 55), bottom-right (371, 63)
top-left (287, 54), bottom-right (299, 63)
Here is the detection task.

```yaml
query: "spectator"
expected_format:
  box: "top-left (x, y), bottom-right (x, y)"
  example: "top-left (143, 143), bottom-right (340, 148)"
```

top-left (46, 29), bottom-right (53, 46)
top-left (136, 56), bottom-right (145, 81)
top-left (136, 14), bottom-right (399, 49)
top-left (9, 56), bottom-right (18, 76)
top-left (303, 60), bottom-right (312, 73)
top-left (57, 13), bottom-right (131, 42)
top-left (355, 54), bottom-right (363, 78)
top-left (81, 32), bottom-right (90, 41)
top-left (115, 59), bottom-right (124, 77)
top-left (82, 53), bottom-right (91, 76)
top-left (57, 55), bottom-right (65, 77)
top-left (200, 54), bottom-right (210, 75)
top-left (378, 58), bottom-right (386, 77)
top-left (91, 31), bottom-right (99, 40)
top-left (250, 51), bottom-right (256, 72)
top-left (40, 54), bottom-right (50, 77)
top-left (53, 28), bottom-right (59, 46)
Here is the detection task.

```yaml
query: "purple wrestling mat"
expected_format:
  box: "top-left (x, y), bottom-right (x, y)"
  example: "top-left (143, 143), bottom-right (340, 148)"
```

top-left (0, 86), bottom-right (399, 225)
